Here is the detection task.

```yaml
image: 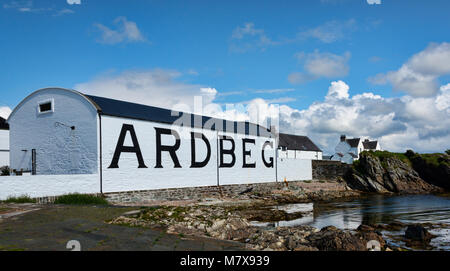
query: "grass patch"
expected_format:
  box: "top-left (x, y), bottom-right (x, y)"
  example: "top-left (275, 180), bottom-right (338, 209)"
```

top-left (54, 193), bottom-right (108, 205)
top-left (0, 245), bottom-right (25, 251)
top-left (2, 195), bottom-right (35, 204)
top-left (362, 151), bottom-right (411, 166)
top-left (417, 153), bottom-right (449, 167)
top-left (141, 206), bottom-right (190, 223)
top-left (355, 150), bottom-right (449, 176)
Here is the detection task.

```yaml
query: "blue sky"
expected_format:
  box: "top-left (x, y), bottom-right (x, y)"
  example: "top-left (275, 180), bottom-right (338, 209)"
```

top-left (1, 0), bottom-right (449, 153)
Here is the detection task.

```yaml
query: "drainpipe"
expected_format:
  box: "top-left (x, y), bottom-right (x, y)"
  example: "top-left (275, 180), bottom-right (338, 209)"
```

top-left (98, 113), bottom-right (103, 194)
top-left (216, 130), bottom-right (219, 187)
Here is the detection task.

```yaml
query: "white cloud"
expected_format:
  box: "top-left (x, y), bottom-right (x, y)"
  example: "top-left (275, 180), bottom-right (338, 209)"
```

top-left (289, 50), bottom-right (351, 84)
top-left (367, 0), bottom-right (381, 4)
top-left (326, 80), bottom-right (350, 100)
top-left (435, 83), bottom-right (450, 114)
top-left (94, 17), bottom-right (147, 45)
top-left (230, 22), bottom-right (279, 53)
top-left (200, 87), bottom-right (218, 95)
top-left (75, 69), bottom-right (449, 154)
top-left (3, 1), bottom-right (48, 13)
top-left (276, 80), bottom-right (450, 154)
top-left (54, 8), bottom-right (74, 16)
top-left (231, 22), bottom-right (264, 39)
top-left (369, 42), bottom-right (450, 97)
top-left (4, 1), bottom-right (76, 15)
top-left (288, 72), bottom-right (313, 85)
top-left (75, 69), bottom-right (217, 111)
top-left (0, 107), bottom-right (12, 119)
top-left (298, 19), bottom-right (357, 43)
top-left (302, 50), bottom-right (351, 77)
top-left (253, 88), bottom-right (295, 94)
top-left (408, 43), bottom-right (450, 75)
top-left (67, 0), bottom-right (81, 4)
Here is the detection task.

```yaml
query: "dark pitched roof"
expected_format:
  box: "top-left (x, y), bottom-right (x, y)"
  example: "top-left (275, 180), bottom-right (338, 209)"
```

top-left (0, 117), bottom-right (9, 130)
top-left (346, 138), bottom-right (360, 148)
top-left (278, 133), bottom-right (322, 152)
top-left (84, 94), bottom-right (273, 137)
top-left (363, 140), bottom-right (378, 150)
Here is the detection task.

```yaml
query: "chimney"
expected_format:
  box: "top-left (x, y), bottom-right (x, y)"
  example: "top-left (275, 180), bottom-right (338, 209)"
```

top-left (340, 135), bottom-right (346, 142)
top-left (364, 139), bottom-right (369, 142)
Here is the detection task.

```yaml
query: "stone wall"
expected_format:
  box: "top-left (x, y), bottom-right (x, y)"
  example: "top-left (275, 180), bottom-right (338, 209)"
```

top-left (312, 160), bottom-right (351, 180)
top-left (104, 181), bottom-right (290, 204)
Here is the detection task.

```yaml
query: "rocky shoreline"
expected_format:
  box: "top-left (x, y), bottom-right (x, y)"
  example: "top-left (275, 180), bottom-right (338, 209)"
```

top-left (107, 151), bottom-right (449, 251)
top-left (345, 151), bottom-right (449, 194)
top-left (109, 194), bottom-right (446, 251)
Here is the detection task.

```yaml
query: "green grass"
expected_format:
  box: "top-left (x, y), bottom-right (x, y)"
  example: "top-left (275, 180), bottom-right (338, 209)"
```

top-left (53, 193), bottom-right (109, 205)
top-left (356, 150), bottom-right (449, 173)
top-left (2, 195), bottom-right (36, 204)
top-left (362, 151), bottom-right (411, 166)
top-left (418, 153), bottom-right (449, 167)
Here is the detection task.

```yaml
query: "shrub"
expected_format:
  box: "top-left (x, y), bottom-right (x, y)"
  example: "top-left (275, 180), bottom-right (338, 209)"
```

top-left (405, 149), bottom-right (416, 158)
top-left (446, 149), bottom-right (450, 155)
top-left (0, 166), bottom-right (10, 176)
top-left (53, 193), bottom-right (108, 205)
top-left (3, 195), bottom-right (35, 203)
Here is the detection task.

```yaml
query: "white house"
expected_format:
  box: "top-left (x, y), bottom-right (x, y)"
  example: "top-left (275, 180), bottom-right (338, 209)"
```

top-left (0, 117), bottom-right (9, 167)
top-left (331, 135), bottom-right (381, 164)
top-left (277, 133), bottom-right (322, 160)
top-left (3, 87), bottom-right (312, 198)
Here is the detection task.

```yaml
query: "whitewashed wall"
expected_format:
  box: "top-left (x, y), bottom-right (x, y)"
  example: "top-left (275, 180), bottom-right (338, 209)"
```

top-left (0, 152), bottom-right (8, 167)
top-left (2, 88), bottom-right (313, 199)
top-left (0, 130), bottom-right (9, 167)
top-left (278, 149), bottom-right (322, 160)
top-left (277, 158), bottom-right (312, 181)
top-left (0, 130), bottom-right (8, 167)
top-left (332, 141), bottom-right (355, 164)
top-left (0, 129), bottom-right (8, 150)
top-left (101, 116), bottom-right (277, 193)
top-left (0, 174), bottom-right (99, 200)
top-left (8, 89), bottom-right (98, 174)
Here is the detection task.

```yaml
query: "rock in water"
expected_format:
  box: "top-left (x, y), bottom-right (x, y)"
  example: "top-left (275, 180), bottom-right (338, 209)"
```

top-left (405, 224), bottom-right (434, 242)
top-left (307, 226), bottom-right (366, 251)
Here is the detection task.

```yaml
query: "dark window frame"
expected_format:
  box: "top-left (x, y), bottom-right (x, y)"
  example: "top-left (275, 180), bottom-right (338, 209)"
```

top-left (38, 99), bottom-right (54, 114)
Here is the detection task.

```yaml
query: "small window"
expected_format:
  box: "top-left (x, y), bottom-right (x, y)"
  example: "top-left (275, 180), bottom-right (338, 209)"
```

top-left (38, 99), bottom-right (54, 114)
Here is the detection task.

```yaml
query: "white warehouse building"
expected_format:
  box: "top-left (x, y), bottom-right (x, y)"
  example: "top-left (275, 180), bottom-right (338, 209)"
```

top-left (277, 133), bottom-right (322, 160)
top-left (3, 88), bottom-right (312, 198)
top-left (0, 117), bottom-right (9, 167)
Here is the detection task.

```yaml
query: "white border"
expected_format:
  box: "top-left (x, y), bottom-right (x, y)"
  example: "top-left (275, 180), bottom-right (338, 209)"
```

top-left (37, 98), bottom-right (54, 114)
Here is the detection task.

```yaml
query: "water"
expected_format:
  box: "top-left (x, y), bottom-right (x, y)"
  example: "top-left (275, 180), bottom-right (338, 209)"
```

top-left (255, 194), bottom-right (450, 250)
top-left (309, 194), bottom-right (450, 230)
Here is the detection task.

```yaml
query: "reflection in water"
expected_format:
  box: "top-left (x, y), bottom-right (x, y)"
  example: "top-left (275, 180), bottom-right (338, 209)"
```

top-left (257, 194), bottom-right (450, 250)
top-left (311, 194), bottom-right (450, 230)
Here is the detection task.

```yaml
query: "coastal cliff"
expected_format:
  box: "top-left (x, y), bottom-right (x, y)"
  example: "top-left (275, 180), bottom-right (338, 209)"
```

top-left (344, 151), bottom-right (449, 194)
top-left (406, 151), bottom-right (450, 190)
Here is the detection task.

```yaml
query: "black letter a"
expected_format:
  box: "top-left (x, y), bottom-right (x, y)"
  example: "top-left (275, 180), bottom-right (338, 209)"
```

top-left (108, 124), bottom-right (147, 169)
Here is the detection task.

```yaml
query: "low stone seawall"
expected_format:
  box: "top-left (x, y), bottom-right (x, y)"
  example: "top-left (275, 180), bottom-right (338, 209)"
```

top-left (312, 160), bottom-right (351, 180)
top-left (31, 179), bottom-right (356, 204)
top-left (104, 181), bottom-right (288, 204)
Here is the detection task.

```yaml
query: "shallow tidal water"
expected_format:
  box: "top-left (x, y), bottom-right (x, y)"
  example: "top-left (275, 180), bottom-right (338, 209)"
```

top-left (255, 194), bottom-right (450, 250)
